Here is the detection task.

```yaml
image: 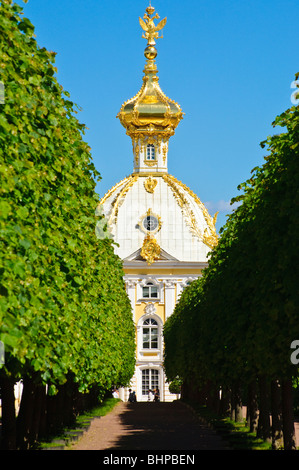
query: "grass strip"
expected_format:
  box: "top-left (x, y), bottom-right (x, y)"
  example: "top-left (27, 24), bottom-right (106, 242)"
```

top-left (184, 400), bottom-right (272, 451)
top-left (38, 397), bottom-right (121, 450)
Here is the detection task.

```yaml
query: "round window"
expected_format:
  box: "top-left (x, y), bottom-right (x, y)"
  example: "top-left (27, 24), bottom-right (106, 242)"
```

top-left (143, 215), bottom-right (158, 232)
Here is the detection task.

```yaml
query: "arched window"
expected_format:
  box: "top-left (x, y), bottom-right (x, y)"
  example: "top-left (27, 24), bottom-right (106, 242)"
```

top-left (142, 318), bottom-right (158, 349)
top-left (146, 144), bottom-right (155, 160)
top-left (142, 281), bottom-right (158, 299)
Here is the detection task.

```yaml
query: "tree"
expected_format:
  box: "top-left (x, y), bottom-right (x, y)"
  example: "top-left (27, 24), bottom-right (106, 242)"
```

top-left (164, 74), bottom-right (299, 449)
top-left (0, 0), bottom-right (135, 449)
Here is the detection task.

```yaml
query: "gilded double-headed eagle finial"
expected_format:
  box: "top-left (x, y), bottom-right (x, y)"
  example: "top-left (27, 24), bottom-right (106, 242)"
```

top-left (139, 4), bottom-right (167, 46)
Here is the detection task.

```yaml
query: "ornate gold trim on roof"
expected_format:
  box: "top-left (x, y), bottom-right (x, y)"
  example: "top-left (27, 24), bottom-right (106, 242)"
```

top-left (162, 174), bottom-right (219, 249)
top-left (99, 176), bottom-right (131, 206)
top-left (100, 173), bottom-right (218, 250)
top-left (100, 175), bottom-right (138, 226)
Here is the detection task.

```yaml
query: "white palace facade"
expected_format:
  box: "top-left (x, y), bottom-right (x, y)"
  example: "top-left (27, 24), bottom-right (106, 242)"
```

top-left (99, 5), bottom-right (218, 402)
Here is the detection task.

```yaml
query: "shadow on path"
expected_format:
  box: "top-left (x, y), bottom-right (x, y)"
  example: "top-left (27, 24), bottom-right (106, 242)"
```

top-left (107, 401), bottom-right (230, 450)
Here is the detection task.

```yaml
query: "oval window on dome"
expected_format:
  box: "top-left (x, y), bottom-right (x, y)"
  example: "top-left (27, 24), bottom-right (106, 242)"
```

top-left (143, 215), bottom-right (158, 232)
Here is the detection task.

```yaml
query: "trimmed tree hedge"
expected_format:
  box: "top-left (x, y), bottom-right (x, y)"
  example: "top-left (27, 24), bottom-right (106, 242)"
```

top-left (0, 0), bottom-right (135, 449)
top-left (164, 76), bottom-right (299, 450)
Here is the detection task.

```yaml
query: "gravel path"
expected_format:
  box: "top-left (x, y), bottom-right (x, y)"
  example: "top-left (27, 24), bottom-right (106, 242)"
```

top-left (70, 401), bottom-right (230, 451)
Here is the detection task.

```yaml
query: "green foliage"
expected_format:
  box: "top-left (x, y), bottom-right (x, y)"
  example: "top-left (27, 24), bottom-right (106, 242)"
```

top-left (187, 401), bottom-right (272, 450)
top-left (164, 77), bottom-right (299, 391)
top-left (38, 397), bottom-right (121, 449)
top-left (168, 377), bottom-right (182, 395)
top-left (164, 278), bottom-right (207, 384)
top-left (0, 0), bottom-right (135, 391)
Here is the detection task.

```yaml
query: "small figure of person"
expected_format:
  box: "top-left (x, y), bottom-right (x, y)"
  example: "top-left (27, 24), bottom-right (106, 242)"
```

top-left (148, 389), bottom-right (154, 401)
top-left (128, 389), bottom-right (137, 402)
top-left (112, 388), bottom-right (119, 399)
top-left (154, 388), bottom-right (160, 402)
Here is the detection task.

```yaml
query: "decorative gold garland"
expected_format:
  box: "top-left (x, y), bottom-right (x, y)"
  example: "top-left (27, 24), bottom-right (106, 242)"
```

top-left (100, 172), bottom-right (218, 251)
top-left (99, 176), bottom-right (131, 206)
top-left (105, 175), bottom-right (138, 225)
top-left (162, 174), bottom-right (218, 249)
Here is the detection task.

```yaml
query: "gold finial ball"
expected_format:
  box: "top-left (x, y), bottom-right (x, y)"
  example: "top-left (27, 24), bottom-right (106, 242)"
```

top-left (144, 45), bottom-right (157, 60)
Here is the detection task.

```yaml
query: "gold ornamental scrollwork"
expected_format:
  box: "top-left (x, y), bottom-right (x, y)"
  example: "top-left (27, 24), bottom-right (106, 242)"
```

top-left (140, 235), bottom-right (161, 265)
top-left (144, 159), bottom-right (157, 167)
top-left (107, 175), bottom-right (138, 225)
top-left (162, 174), bottom-right (218, 249)
top-left (135, 144), bottom-right (140, 165)
top-left (144, 176), bottom-right (158, 193)
top-left (162, 142), bottom-right (168, 164)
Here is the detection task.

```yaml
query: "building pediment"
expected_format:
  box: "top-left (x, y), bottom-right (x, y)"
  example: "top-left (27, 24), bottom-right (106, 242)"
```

top-left (124, 247), bottom-right (178, 262)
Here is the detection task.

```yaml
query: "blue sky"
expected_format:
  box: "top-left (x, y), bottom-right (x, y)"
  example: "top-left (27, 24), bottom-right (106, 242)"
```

top-left (21, 0), bottom-right (299, 232)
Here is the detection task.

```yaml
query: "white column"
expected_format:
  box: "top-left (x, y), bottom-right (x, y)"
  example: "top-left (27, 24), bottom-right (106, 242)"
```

top-left (125, 279), bottom-right (137, 322)
top-left (120, 279), bottom-right (138, 402)
top-left (118, 388), bottom-right (125, 401)
top-left (176, 282), bottom-right (184, 301)
top-left (164, 279), bottom-right (176, 321)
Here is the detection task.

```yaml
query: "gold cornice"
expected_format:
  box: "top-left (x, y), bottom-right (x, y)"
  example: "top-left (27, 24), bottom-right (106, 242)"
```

top-left (133, 172), bottom-right (165, 177)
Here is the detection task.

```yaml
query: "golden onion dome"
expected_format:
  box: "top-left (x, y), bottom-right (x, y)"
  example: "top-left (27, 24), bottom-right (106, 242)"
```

top-left (117, 4), bottom-right (184, 139)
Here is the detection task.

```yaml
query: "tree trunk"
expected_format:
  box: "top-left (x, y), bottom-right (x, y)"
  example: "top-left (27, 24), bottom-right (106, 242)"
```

top-left (219, 387), bottom-right (232, 417)
top-left (281, 378), bottom-right (296, 450)
top-left (271, 379), bottom-right (283, 449)
top-left (55, 386), bottom-right (65, 431)
top-left (38, 385), bottom-right (48, 439)
top-left (16, 376), bottom-right (36, 449)
top-left (46, 391), bottom-right (60, 436)
top-left (45, 393), bottom-right (55, 436)
top-left (230, 386), bottom-right (235, 421)
top-left (63, 380), bottom-right (77, 428)
top-left (206, 384), bottom-right (220, 414)
top-left (0, 376), bottom-right (16, 450)
top-left (46, 385), bottom-right (68, 436)
top-left (181, 381), bottom-right (189, 401)
top-left (247, 380), bottom-right (258, 433)
top-left (233, 384), bottom-right (243, 423)
top-left (30, 384), bottom-right (47, 447)
top-left (257, 376), bottom-right (271, 442)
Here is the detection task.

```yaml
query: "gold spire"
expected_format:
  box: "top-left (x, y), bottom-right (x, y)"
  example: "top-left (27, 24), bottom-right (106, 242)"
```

top-left (117, 4), bottom-right (184, 174)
